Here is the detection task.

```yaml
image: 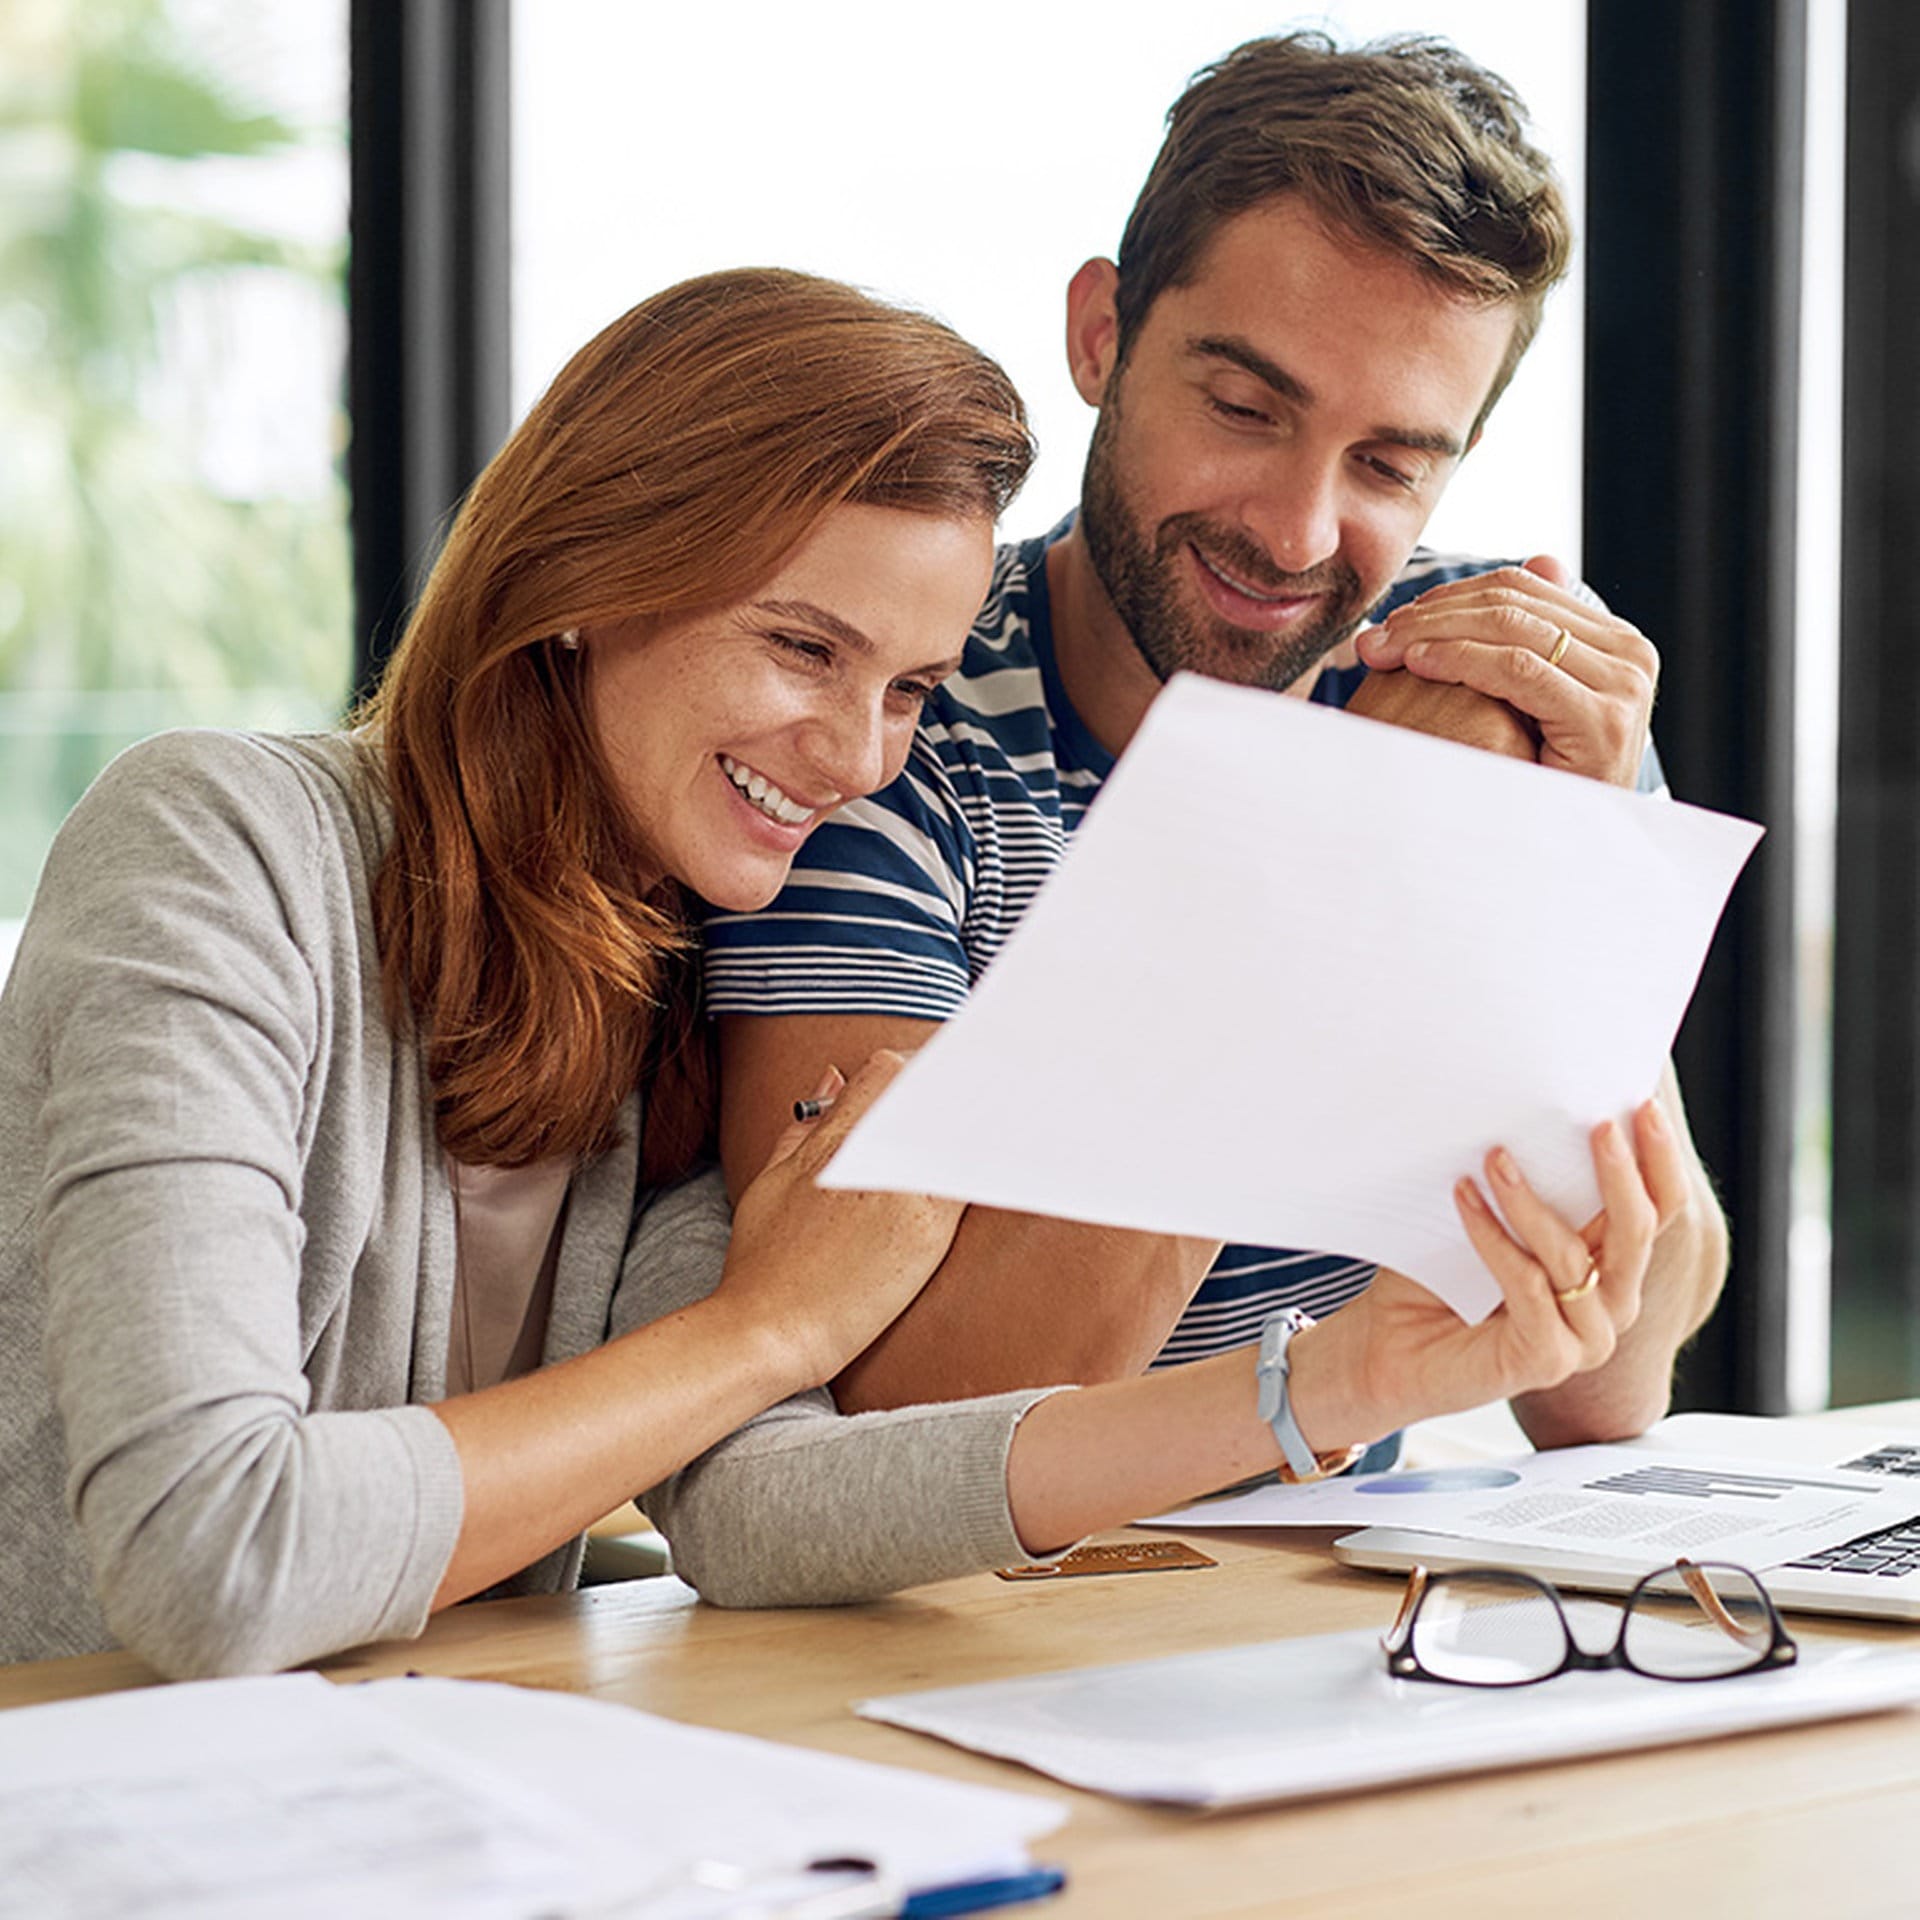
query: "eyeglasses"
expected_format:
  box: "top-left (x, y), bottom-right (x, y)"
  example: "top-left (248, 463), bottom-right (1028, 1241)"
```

top-left (1382, 1558), bottom-right (1799, 1687)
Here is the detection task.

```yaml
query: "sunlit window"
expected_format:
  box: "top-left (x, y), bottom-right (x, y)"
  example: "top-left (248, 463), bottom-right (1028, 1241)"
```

top-left (1789, 0), bottom-right (1848, 1409)
top-left (512, 2), bottom-right (1585, 564)
top-left (0, 0), bottom-right (351, 977)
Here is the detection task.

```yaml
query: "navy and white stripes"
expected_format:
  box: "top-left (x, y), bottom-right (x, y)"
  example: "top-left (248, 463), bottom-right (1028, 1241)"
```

top-left (705, 525), bottom-right (1661, 1364)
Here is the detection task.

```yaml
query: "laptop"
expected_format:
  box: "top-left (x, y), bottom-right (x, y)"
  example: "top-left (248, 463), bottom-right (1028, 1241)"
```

top-left (1333, 1412), bottom-right (1920, 1622)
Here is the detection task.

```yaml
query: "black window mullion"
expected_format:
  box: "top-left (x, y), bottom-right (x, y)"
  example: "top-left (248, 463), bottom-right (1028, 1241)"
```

top-left (1584, 0), bottom-right (1806, 1412)
top-left (1829, 0), bottom-right (1920, 1405)
top-left (347, 0), bottom-right (511, 703)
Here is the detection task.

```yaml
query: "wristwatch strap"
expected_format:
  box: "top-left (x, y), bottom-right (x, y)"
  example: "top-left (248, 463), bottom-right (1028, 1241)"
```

top-left (1256, 1307), bottom-right (1366, 1483)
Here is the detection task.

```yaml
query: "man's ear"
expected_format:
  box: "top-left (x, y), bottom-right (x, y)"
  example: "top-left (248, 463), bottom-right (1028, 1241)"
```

top-left (1064, 258), bottom-right (1122, 407)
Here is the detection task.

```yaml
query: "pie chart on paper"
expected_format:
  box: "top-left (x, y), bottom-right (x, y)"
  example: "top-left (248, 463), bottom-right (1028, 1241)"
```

top-left (1354, 1467), bottom-right (1523, 1495)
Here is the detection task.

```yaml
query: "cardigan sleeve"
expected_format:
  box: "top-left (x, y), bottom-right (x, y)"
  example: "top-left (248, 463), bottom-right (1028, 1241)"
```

top-left (26, 734), bottom-right (463, 1677)
top-left (614, 1170), bottom-right (1073, 1606)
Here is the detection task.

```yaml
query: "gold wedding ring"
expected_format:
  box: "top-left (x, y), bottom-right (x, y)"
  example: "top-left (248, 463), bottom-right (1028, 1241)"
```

top-left (1546, 627), bottom-right (1572, 669)
top-left (1555, 1256), bottom-right (1601, 1304)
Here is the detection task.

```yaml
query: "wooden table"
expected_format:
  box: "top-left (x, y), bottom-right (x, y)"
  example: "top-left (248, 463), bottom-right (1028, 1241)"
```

top-left (6, 1521), bottom-right (1920, 1918)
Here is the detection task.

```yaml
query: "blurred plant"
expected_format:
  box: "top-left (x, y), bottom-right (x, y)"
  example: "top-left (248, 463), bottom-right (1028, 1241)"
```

top-left (0, 0), bottom-right (350, 914)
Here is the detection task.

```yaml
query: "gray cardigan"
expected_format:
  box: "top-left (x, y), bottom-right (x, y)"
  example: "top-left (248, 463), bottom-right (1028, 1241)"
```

top-left (0, 731), bottom-right (1053, 1679)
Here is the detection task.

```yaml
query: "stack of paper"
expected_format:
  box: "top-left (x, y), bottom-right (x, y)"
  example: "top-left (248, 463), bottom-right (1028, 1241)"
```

top-left (0, 1673), bottom-right (1063, 1919)
top-left (860, 1626), bottom-right (1920, 1809)
top-left (822, 674), bottom-right (1761, 1322)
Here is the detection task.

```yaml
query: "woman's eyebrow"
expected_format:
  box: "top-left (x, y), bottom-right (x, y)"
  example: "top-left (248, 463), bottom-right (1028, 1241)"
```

top-left (751, 599), bottom-right (873, 653)
top-left (754, 599), bottom-right (968, 680)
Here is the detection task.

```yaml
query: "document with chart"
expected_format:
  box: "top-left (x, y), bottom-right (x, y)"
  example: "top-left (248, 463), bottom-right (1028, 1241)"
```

top-left (1326, 1414), bottom-right (1920, 1622)
top-left (1143, 1441), bottom-right (1920, 1571)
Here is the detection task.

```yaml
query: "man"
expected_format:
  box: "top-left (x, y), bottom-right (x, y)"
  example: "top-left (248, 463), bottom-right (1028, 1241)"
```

top-left (705, 32), bottom-right (1726, 1453)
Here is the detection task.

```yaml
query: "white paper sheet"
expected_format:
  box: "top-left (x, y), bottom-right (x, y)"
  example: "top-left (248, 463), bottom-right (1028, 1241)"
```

top-left (0, 1673), bottom-right (1064, 1920)
top-left (859, 1624), bottom-right (1920, 1809)
top-left (821, 674), bottom-right (1762, 1321)
top-left (1141, 1444), bottom-right (1920, 1572)
top-left (0, 1675), bottom-right (609, 1920)
top-left (358, 1676), bottom-right (1061, 1904)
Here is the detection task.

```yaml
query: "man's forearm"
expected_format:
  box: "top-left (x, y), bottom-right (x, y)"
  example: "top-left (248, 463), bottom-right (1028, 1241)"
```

top-left (718, 1011), bottom-right (1222, 1415)
top-left (834, 1208), bottom-right (1219, 1413)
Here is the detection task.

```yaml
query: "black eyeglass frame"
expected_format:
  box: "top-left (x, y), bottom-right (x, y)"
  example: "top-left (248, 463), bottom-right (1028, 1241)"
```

top-left (1381, 1557), bottom-right (1800, 1688)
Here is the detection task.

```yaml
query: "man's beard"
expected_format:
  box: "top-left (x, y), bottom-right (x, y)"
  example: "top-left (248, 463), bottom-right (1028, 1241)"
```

top-left (1078, 401), bottom-right (1370, 693)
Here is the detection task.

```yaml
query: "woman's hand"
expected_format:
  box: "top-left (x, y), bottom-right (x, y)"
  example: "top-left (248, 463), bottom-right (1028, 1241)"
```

top-left (719, 1050), bottom-right (966, 1392)
top-left (1289, 1100), bottom-right (1694, 1446)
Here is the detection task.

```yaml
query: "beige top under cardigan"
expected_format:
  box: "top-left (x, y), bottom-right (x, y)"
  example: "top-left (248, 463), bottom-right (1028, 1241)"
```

top-left (444, 1156), bottom-right (572, 1396)
top-left (0, 729), bottom-right (1060, 1679)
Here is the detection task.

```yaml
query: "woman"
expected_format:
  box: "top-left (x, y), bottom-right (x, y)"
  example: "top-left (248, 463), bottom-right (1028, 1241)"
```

top-left (3, 267), bottom-right (1685, 1673)
top-left (0, 267), bottom-right (1029, 1676)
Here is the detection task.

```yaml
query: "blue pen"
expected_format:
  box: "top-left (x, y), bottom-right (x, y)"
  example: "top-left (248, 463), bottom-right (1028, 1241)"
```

top-left (899, 1865), bottom-right (1068, 1919)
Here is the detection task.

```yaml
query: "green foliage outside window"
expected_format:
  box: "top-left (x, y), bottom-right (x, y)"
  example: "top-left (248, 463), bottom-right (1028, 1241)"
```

top-left (0, 0), bottom-right (350, 921)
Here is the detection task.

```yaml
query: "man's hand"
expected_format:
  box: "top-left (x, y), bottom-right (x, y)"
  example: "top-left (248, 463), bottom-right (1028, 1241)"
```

top-left (1356, 555), bottom-right (1657, 788)
top-left (1345, 663), bottom-right (1537, 762)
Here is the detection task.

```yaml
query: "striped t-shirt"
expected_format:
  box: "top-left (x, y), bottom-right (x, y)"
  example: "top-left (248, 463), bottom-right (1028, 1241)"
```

top-left (705, 524), bottom-right (1664, 1366)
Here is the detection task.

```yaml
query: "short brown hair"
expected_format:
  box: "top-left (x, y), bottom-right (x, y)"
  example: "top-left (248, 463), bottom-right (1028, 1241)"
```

top-left (1114, 32), bottom-right (1573, 432)
top-left (361, 268), bottom-right (1032, 1173)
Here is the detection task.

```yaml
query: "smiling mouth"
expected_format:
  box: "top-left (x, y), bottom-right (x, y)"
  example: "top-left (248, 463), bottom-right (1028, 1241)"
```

top-left (719, 754), bottom-right (820, 827)
top-left (1191, 545), bottom-right (1316, 608)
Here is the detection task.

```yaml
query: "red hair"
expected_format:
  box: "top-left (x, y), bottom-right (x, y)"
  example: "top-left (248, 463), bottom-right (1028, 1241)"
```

top-left (359, 269), bottom-right (1032, 1174)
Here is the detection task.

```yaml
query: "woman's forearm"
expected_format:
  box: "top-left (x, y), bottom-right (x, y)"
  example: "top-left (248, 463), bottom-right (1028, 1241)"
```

top-left (428, 1294), bottom-right (797, 1607)
top-left (1005, 1348), bottom-right (1287, 1555)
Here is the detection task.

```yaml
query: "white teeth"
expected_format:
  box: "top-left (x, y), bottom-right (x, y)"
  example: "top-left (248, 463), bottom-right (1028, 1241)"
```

top-left (1198, 549), bottom-right (1289, 604)
top-left (721, 755), bottom-right (817, 827)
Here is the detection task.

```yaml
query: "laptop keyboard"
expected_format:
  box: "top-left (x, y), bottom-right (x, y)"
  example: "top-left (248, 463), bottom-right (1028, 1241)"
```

top-left (1788, 1519), bottom-right (1920, 1577)
top-left (1837, 1442), bottom-right (1920, 1477)
top-left (1787, 1444), bottom-right (1920, 1575)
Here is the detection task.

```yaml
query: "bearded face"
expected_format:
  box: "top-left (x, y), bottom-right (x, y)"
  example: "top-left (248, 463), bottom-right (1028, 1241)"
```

top-left (1077, 380), bottom-right (1372, 695)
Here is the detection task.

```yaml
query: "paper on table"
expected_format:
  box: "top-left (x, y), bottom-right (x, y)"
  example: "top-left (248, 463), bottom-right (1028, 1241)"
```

top-left (0, 1674), bottom-right (610, 1920)
top-left (0, 1673), bottom-right (1064, 1920)
top-left (859, 1623), bottom-right (1920, 1810)
top-left (820, 674), bottom-right (1762, 1322)
top-left (358, 1675), bottom-right (1062, 1901)
top-left (1140, 1444), bottom-right (1920, 1573)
